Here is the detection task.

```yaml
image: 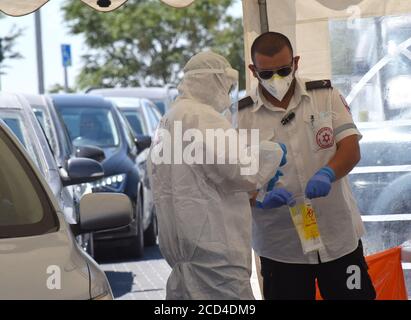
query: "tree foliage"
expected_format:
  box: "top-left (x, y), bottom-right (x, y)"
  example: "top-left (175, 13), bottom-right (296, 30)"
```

top-left (62, 0), bottom-right (245, 89)
top-left (0, 14), bottom-right (24, 76)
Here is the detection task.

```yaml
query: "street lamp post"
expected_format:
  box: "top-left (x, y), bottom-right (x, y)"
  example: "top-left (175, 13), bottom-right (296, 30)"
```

top-left (34, 10), bottom-right (45, 94)
top-left (0, 37), bottom-right (3, 90)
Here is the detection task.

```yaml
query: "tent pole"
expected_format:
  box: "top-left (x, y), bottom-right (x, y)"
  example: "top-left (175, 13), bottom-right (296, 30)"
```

top-left (258, 0), bottom-right (269, 33)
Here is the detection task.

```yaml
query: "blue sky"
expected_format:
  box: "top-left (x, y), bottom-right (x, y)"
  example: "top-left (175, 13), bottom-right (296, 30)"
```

top-left (0, 0), bottom-right (242, 93)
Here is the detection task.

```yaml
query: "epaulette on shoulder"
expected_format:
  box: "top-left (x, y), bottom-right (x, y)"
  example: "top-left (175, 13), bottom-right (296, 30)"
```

top-left (239, 96), bottom-right (254, 111)
top-left (305, 80), bottom-right (333, 91)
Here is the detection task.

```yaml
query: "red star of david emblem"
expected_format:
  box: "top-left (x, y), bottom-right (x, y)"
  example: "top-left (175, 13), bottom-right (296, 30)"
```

top-left (322, 132), bottom-right (331, 143)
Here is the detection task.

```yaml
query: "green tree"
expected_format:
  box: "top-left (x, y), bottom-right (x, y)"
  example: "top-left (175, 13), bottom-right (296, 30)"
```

top-left (47, 83), bottom-right (76, 94)
top-left (0, 14), bottom-right (24, 79)
top-left (62, 0), bottom-right (245, 90)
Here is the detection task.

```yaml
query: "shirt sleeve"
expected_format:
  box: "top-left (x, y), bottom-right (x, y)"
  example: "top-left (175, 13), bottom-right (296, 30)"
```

top-left (331, 88), bottom-right (362, 143)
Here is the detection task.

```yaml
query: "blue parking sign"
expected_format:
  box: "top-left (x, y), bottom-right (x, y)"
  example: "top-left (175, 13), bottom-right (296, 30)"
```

top-left (61, 44), bottom-right (72, 67)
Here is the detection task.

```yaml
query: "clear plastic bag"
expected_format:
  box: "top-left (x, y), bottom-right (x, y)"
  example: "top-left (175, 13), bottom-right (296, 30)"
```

top-left (288, 194), bottom-right (325, 254)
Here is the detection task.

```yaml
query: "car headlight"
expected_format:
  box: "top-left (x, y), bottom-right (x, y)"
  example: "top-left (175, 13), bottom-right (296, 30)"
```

top-left (75, 174), bottom-right (127, 197)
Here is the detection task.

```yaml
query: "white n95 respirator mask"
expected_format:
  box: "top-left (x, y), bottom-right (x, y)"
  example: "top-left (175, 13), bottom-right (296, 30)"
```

top-left (259, 64), bottom-right (295, 101)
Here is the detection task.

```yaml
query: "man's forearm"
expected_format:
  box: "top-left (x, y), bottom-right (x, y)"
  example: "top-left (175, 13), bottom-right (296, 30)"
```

top-left (327, 135), bottom-right (361, 180)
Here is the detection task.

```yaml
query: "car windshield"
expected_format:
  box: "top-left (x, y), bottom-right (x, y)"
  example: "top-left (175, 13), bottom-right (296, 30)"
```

top-left (0, 128), bottom-right (58, 238)
top-left (0, 111), bottom-right (43, 171)
top-left (57, 106), bottom-right (120, 148)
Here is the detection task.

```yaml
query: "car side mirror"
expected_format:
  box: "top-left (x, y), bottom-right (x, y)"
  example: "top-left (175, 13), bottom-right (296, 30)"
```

top-left (75, 145), bottom-right (105, 162)
top-left (62, 157), bottom-right (104, 187)
top-left (135, 135), bottom-right (152, 154)
top-left (79, 193), bottom-right (132, 233)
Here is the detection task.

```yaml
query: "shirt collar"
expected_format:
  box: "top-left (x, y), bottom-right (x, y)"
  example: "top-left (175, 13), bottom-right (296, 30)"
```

top-left (252, 77), bottom-right (310, 113)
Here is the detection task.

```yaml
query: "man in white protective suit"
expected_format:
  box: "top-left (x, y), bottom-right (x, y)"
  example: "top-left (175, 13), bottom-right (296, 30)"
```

top-left (148, 51), bottom-right (286, 300)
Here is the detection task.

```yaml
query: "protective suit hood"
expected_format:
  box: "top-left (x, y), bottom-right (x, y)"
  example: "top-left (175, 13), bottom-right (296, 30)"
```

top-left (177, 51), bottom-right (238, 113)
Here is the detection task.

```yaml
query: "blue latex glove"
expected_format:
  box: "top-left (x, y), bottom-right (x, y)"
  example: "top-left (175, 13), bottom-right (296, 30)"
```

top-left (257, 188), bottom-right (295, 209)
top-left (279, 143), bottom-right (287, 167)
top-left (266, 170), bottom-right (283, 192)
top-left (305, 166), bottom-right (336, 199)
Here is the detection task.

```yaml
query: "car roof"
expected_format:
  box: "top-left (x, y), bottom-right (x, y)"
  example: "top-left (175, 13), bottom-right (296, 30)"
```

top-left (0, 92), bottom-right (25, 110)
top-left (104, 96), bottom-right (160, 109)
top-left (87, 87), bottom-right (178, 100)
top-left (51, 94), bottom-right (114, 109)
top-left (103, 96), bottom-right (143, 108)
top-left (22, 93), bottom-right (49, 108)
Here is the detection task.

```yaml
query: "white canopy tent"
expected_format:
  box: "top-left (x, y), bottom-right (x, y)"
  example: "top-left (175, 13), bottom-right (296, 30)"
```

top-left (162, 0), bottom-right (411, 299)
top-left (160, 0), bottom-right (411, 122)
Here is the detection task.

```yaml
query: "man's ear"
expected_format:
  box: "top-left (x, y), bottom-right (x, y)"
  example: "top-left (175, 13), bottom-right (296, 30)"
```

top-left (294, 56), bottom-right (301, 72)
top-left (249, 64), bottom-right (257, 78)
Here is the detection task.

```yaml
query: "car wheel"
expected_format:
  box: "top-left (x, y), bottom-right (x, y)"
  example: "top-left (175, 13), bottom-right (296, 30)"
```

top-left (144, 208), bottom-right (158, 247)
top-left (126, 195), bottom-right (144, 258)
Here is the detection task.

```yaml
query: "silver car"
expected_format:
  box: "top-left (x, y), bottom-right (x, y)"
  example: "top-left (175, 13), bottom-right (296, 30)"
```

top-left (0, 119), bottom-right (132, 299)
top-left (87, 86), bottom-right (178, 115)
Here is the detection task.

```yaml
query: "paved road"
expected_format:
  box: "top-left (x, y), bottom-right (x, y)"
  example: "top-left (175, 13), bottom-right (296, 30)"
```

top-left (98, 245), bottom-right (171, 300)
top-left (97, 245), bottom-right (262, 300)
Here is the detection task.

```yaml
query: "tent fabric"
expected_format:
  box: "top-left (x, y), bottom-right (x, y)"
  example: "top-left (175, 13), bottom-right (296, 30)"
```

top-left (315, 246), bottom-right (408, 300)
top-left (242, 0), bottom-right (411, 90)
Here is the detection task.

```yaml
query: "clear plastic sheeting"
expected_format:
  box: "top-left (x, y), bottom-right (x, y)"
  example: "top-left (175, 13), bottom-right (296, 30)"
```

top-left (243, 0), bottom-right (411, 122)
top-left (243, 0), bottom-right (411, 298)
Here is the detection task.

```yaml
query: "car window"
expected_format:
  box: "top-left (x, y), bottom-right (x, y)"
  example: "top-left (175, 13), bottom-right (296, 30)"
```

top-left (56, 106), bottom-right (120, 149)
top-left (117, 110), bottom-right (136, 151)
top-left (121, 109), bottom-right (148, 136)
top-left (0, 111), bottom-right (43, 171)
top-left (144, 101), bottom-right (161, 133)
top-left (152, 100), bottom-right (166, 115)
top-left (32, 105), bottom-right (59, 158)
top-left (0, 128), bottom-right (58, 238)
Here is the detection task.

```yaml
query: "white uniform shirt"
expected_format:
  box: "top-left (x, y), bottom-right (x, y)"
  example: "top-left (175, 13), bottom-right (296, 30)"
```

top-left (239, 77), bottom-right (365, 264)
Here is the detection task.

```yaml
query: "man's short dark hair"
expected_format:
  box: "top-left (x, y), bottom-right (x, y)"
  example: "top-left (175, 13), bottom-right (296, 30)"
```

top-left (251, 32), bottom-right (294, 64)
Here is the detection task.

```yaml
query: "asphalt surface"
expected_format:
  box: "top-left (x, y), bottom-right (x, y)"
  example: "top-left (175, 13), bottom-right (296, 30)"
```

top-left (97, 245), bottom-right (171, 300)
top-left (96, 245), bottom-right (262, 300)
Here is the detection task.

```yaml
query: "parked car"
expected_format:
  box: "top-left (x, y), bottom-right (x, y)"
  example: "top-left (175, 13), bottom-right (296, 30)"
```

top-left (87, 86), bottom-right (178, 115)
top-left (0, 119), bottom-right (132, 299)
top-left (105, 96), bottom-right (161, 137)
top-left (51, 94), bottom-right (155, 257)
top-left (349, 120), bottom-right (411, 291)
top-left (0, 93), bottom-right (103, 226)
top-left (24, 93), bottom-right (105, 255)
top-left (103, 96), bottom-right (161, 245)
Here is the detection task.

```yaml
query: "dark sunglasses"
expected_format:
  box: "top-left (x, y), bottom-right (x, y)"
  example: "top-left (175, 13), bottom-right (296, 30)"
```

top-left (255, 63), bottom-right (294, 80)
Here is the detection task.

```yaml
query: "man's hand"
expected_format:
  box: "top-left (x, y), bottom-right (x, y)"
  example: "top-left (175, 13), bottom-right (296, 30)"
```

top-left (305, 167), bottom-right (336, 199)
top-left (257, 188), bottom-right (295, 209)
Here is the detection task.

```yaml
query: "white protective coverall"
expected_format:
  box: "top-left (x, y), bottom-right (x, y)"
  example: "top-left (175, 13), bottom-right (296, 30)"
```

top-left (148, 51), bottom-right (284, 300)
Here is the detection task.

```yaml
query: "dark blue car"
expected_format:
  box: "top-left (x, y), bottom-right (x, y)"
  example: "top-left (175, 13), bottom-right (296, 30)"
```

top-left (51, 94), bottom-right (156, 258)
